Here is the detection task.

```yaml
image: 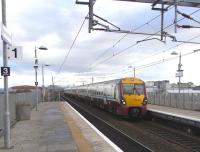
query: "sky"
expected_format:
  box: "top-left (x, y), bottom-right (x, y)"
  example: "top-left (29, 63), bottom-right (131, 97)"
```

top-left (0, 0), bottom-right (200, 88)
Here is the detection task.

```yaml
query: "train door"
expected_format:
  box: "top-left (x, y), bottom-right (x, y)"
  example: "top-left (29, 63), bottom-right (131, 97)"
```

top-left (114, 84), bottom-right (120, 102)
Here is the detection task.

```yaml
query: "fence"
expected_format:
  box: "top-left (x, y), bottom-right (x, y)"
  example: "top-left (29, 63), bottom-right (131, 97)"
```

top-left (147, 92), bottom-right (200, 111)
top-left (0, 90), bottom-right (42, 132)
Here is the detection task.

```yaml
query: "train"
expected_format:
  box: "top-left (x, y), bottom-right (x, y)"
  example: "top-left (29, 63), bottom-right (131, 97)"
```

top-left (64, 77), bottom-right (148, 118)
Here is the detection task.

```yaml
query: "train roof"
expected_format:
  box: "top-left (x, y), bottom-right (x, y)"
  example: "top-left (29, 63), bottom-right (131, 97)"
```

top-left (93, 77), bottom-right (145, 85)
top-left (65, 77), bottom-right (145, 90)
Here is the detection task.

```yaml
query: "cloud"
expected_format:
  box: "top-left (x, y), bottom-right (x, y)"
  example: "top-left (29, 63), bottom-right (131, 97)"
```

top-left (0, 0), bottom-right (199, 88)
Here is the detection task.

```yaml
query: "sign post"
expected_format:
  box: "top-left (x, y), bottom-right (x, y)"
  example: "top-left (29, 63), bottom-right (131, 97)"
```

top-left (1, 24), bottom-right (12, 45)
top-left (1, 0), bottom-right (11, 149)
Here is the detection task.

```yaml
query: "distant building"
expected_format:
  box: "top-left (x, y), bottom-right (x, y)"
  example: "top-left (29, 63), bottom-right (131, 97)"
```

top-left (146, 80), bottom-right (170, 93)
top-left (146, 80), bottom-right (200, 94)
top-left (170, 82), bottom-right (196, 90)
top-left (193, 86), bottom-right (200, 90)
top-left (9, 85), bottom-right (38, 93)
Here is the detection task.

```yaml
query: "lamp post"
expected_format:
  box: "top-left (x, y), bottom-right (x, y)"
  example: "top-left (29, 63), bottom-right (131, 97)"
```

top-left (128, 65), bottom-right (136, 78)
top-left (171, 51), bottom-right (183, 94)
top-left (34, 46), bottom-right (48, 111)
top-left (42, 64), bottom-right (50, 102)
top-left (52, 76), bottom-right (55, 101)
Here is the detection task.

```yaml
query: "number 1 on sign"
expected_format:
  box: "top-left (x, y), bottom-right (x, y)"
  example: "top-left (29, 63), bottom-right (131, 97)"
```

top-left (12, 48), bottom-right (17, 58)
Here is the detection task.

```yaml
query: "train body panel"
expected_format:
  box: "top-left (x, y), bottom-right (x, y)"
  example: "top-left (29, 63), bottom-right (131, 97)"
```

top-left (64, 77), bottom-right (147, 118)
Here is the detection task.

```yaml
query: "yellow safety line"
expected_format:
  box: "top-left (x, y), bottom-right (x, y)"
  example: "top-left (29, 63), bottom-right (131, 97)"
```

top-left (59, 103), bottom-right (93, 152)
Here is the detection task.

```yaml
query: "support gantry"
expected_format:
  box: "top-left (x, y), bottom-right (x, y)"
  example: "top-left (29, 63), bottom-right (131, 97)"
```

top-left (75, 0), bottom-right (200, 44)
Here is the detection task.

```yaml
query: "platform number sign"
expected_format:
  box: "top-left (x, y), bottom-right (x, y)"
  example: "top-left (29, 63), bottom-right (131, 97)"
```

top-left (8, 46), bottom-right (23, 60)
top-left (1, 67), bottom-right (10, 76)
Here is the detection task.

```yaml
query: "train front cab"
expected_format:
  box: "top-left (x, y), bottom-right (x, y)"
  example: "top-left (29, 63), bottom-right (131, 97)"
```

top-left (117, 78), bottom-right (147, 118)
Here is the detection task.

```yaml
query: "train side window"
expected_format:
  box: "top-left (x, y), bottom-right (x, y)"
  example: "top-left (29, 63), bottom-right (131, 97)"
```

top-left (115, 85), bottom-right (119, 100)
top-left (114, 86), bottom-right (116, 99)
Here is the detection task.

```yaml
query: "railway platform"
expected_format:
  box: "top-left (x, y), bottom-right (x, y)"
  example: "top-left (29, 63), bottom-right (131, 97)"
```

top-left (147, 104), bottom-right (200, 128)
top-left (0, 102), bottom-right (120, 152)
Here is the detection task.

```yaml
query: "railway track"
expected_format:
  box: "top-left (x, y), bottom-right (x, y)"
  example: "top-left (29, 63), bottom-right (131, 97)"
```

top-left (62, 96), bottom-right (153, 152)
top-left (135, 121), bottom-right (200, 152)
top-left (62, 96), bottom-right (200, 152)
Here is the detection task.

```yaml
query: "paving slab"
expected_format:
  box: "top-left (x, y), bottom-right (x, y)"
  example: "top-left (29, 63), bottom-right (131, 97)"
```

top-left (0, 102), bottom-right (78, 152)
top-left (0, 102), bottom-right (120, 152)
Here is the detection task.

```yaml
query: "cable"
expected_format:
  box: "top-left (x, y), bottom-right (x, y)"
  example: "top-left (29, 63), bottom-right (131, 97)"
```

top-left (72, 29), bottom-right (200, 81)
top-left (177, 10), bottom-right (200, 24)
top-left (57, 13), bottom-right (88, 74)
top-left (88, 6), bottom-right (175, 69)
top-left (74, 33), bottom-right (200, 81)
top-left (63, 47), bottom-right (199, 82)
top-left (136, 49), bottom-right (200, 70)
top-left (131, 34), bottom-right (200, 65)
top-left (99, 48), bottom-right (200, 79)
top-left (57, 8), bottom-right (200, 82)
top-left (89, 8), bottom-right (200, 70)
top-left (88, 7), bottom-right (174, 69)
top-left (89, 34), bottom-right (200, 78)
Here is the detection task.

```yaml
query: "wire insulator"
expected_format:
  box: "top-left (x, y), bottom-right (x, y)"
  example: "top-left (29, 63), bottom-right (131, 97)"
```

top-left (177, 25), bottom-right (193, 28)
top-left (177, 10), bottom-right (193, 19)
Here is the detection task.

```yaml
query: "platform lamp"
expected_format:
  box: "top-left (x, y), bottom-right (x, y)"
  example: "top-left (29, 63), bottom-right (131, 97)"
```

top-left (34, 46), bottom-right (48, 111)
top-left (171, 51), bottom-right (183, 94)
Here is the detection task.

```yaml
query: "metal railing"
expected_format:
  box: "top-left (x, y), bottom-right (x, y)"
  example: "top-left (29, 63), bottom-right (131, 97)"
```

top-left (147, 92), bottom-right (200, 111)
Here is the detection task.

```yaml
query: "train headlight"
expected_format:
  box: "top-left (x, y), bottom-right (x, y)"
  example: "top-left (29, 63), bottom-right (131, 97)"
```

top-left (143, 98), bottom-right (148, 105)
top-left (121, 99), bottom-right (126, 105)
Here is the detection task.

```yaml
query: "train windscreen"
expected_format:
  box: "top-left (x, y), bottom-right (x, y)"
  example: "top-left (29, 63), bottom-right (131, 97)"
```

top-left (123, 84), bottom-right (144, 95)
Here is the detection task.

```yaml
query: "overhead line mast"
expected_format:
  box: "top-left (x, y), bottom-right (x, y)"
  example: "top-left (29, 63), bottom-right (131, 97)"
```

top-left (76, 0), bottom-right (95, 33)
top-left (75, 0), bottom-right (200, 44)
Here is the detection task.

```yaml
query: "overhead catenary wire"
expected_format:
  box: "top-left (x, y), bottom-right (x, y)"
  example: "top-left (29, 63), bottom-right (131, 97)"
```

top-left (136, 48), bottom-right (200, 70)
top-left (88, 7), bottom-right (175, 69)
top-left (88, 33), bottom-right (200, 79)
top-left (88, 7), bottom-right (174, 69)
top-left (58, 47), bottom-right (200, 84)
top-left (101, 48), bottom-right (200, 78)
top-left (57, 13), bottom-right (88, 74)
top-left (130, 34), bottom-right (200, 65)
top-left (177, 10), bottom-right (200, 24)
top-left (74, 8), bottom-right (200, 83)
top-left (56, 7), bottom-right (200, 84)
top-left (89, 8), bottom-right (200, 70)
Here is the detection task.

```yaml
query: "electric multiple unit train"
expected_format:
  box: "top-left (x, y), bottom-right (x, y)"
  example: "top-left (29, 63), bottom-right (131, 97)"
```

top-left (64, 77), bottom-right (148, 118)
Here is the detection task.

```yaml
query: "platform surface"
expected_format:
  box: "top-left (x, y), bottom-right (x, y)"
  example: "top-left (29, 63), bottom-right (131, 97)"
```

top-left (148, 104), bottom-right (200, 122)
top-left (0, 102), bottom-right (119, 152)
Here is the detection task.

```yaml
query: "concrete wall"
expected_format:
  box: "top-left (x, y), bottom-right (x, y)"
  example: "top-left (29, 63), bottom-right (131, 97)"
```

top-left (148, 92), bottom-right (200, 111)
top-left (0, 90), bottom-right (42, 131)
